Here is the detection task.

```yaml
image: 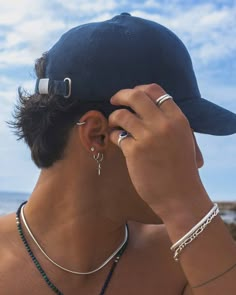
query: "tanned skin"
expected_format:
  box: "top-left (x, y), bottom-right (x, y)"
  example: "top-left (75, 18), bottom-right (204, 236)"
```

top-left (0, 84), bottom-right (235, 294)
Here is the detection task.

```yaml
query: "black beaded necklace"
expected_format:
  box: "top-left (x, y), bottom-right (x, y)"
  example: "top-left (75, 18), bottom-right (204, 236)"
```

top-left (16, 201), bottom-right (129, 295)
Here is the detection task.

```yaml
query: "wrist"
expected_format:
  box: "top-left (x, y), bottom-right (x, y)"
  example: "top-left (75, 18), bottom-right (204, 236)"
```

top-left (153, 185), bottom-right (214, 243)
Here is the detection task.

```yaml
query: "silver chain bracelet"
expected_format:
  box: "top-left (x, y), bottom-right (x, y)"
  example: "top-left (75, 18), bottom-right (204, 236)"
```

top-left (173, 205), bottom-right (219, 261)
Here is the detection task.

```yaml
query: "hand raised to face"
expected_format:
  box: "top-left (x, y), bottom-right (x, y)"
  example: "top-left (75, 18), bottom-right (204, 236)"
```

top-left (109, 84), bottom-right (202, 217)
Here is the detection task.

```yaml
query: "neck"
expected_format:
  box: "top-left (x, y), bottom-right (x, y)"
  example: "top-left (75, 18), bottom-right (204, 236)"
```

top-left (22, 155), bottom-right (160, 273)
top-left (23, 168), bottom-right (129, 273)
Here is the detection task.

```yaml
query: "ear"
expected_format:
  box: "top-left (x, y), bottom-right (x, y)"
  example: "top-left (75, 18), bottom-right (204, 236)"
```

top-left (76, 111), bottom-right (109, 153)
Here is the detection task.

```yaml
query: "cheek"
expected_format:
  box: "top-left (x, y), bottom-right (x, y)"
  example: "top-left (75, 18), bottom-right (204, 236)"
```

top-left (195, 141), bottom-right (204, 168)
top-left (191, 130), bottom-right (204, 168)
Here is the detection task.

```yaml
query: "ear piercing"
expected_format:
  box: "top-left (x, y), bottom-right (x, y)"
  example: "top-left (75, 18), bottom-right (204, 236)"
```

top-left (91, 147), bottom-right (103, 176)
top-left (93, 153), bottom-right (104, 176)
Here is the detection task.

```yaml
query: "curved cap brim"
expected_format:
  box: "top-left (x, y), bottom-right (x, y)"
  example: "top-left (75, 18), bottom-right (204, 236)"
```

top-left (177, 98), bottom-right (236, 135)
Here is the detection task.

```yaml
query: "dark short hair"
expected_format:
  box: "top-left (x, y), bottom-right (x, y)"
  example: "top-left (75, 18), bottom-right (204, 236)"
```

top-left (9, 53), bottom-right (113, 168)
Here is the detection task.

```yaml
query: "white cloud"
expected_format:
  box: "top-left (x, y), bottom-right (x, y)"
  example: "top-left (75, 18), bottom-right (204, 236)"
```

top-left (131, 2), bottom-right (236, 64)
top-left (80, 12), bottom-right (115, 23)
top-left (129, 0), bottom-right (162, 10)
top-left (54, 0), bottom-right (118, 14)
top-left (0, 88), bottom-right (17, 137)
top-left (1, 0), bottom-right (236, 69)
top-left (4, 20), bottom-right (63, 49)
top-left (0, 0), bottom-right (45, 26)
top-left (0, 76), bottom-right (14, 87)
top-left (0, 0), bottom-right (67, 69)
top-left (0, 49), bottom-right (34, 67)
top-left (1, 20), bottom-right (66, 68)
top-left (0, 0), bottom-right (236, 196)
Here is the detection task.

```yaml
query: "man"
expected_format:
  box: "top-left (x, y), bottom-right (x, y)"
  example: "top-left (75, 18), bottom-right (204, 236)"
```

top-left (0, 13), bottom-right (236, 294)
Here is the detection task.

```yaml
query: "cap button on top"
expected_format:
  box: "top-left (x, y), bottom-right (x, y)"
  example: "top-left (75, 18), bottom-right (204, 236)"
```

top-left (120, 12), bottom-right (131, 16)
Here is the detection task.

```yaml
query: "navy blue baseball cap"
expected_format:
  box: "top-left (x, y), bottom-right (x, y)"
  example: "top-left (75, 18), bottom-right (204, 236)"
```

top-left (35, 13), bottom-right (236, 135)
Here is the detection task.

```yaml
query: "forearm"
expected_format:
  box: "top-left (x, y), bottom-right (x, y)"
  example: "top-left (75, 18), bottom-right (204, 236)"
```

top-left (109, 83), bottom-right (236, 294)
top-left (158, 184), bottom-right (236, 295)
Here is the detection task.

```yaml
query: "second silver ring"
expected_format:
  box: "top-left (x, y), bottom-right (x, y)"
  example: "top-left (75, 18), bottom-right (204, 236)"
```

top-left (156, 94), bottom-right (173, 107)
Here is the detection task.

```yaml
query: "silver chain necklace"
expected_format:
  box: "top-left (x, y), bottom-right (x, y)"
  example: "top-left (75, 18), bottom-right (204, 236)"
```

top-left (20, 204), bottom-right (128, 275)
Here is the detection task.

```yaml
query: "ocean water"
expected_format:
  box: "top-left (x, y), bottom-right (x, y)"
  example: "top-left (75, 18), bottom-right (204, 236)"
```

top-left (0, 191), bottom-right (29, 216)
top-left (220, 210), bottom-right (236, 224)
top-left (0, 191), bottom-right (235, 223)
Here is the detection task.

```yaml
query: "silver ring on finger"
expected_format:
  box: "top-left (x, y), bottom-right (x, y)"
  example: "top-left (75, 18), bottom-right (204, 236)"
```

top-left (118, 131), bottom-right (129, 147)
top-left (156, 94), bottom-right (173, 107)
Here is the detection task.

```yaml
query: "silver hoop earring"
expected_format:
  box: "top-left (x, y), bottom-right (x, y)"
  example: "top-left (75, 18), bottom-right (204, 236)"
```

top-left (76, 121), bottom-right (86, 126)
top-left (93, 153), bottom-right (104, 176)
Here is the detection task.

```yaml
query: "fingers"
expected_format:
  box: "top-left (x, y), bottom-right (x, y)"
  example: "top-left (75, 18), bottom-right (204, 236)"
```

top-left (109, 83), bottom-right (185, 148)
top-left (134, 84), bottom-right (182, 117)
top-left (110, 88), bottom-right (160, 120)
top-left (110, 129), bottom-right (133, 151)
top-left (134, 83), bottom-right (166, 99)
top-left (109, 109), bottom-right (143, 139)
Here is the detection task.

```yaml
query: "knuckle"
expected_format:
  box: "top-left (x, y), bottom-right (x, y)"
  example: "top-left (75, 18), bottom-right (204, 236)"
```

top-left (129, 89), bottom-right (144, 100)
top-left (133, 85), bottom-right (143, 90)
top-left (110, 109), bottom-right (129, 122)
top-left (113, 88), bottom-right (128, 97)
top-left (111, 89), bottom-right (131, 102)
top-left (146, 83), bottom-right (164, 94)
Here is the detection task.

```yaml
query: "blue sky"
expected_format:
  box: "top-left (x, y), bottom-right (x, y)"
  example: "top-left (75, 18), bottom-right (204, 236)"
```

top-left (0, 0), bottom-right (236, 201)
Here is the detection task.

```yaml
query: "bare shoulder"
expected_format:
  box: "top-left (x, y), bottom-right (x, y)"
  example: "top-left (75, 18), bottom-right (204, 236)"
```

top-left (0, 213), bottom-right (17, 243)
top-left (128, 221), bottom-right (176, 257)
top-left (0, 214), bottom-right (13, 286)
top-left (0, 213), bottom-right (18, 266)
top-left (0, 213), bottom-right (14, 249)
top-left (0, 213), bottom-right (26, 290)
top-left (0, 213), bottom-right (45, 294)
top-left (127, 221), bottom-right (188, 292)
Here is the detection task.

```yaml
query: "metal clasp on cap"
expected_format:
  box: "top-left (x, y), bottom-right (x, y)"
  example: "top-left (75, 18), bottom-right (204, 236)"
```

top-left (64, 77), bottom-right (71, 98)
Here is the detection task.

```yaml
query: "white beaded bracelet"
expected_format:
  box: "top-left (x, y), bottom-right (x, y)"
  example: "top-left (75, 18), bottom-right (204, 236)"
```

top-left (170, 203), bottom-right (219, 261)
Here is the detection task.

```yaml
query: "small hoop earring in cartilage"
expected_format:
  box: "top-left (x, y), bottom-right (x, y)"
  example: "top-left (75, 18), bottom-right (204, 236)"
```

top-left (93, 153), bottom-right (104, 176)
top-left (76, 121), bottom-right (86, 126)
